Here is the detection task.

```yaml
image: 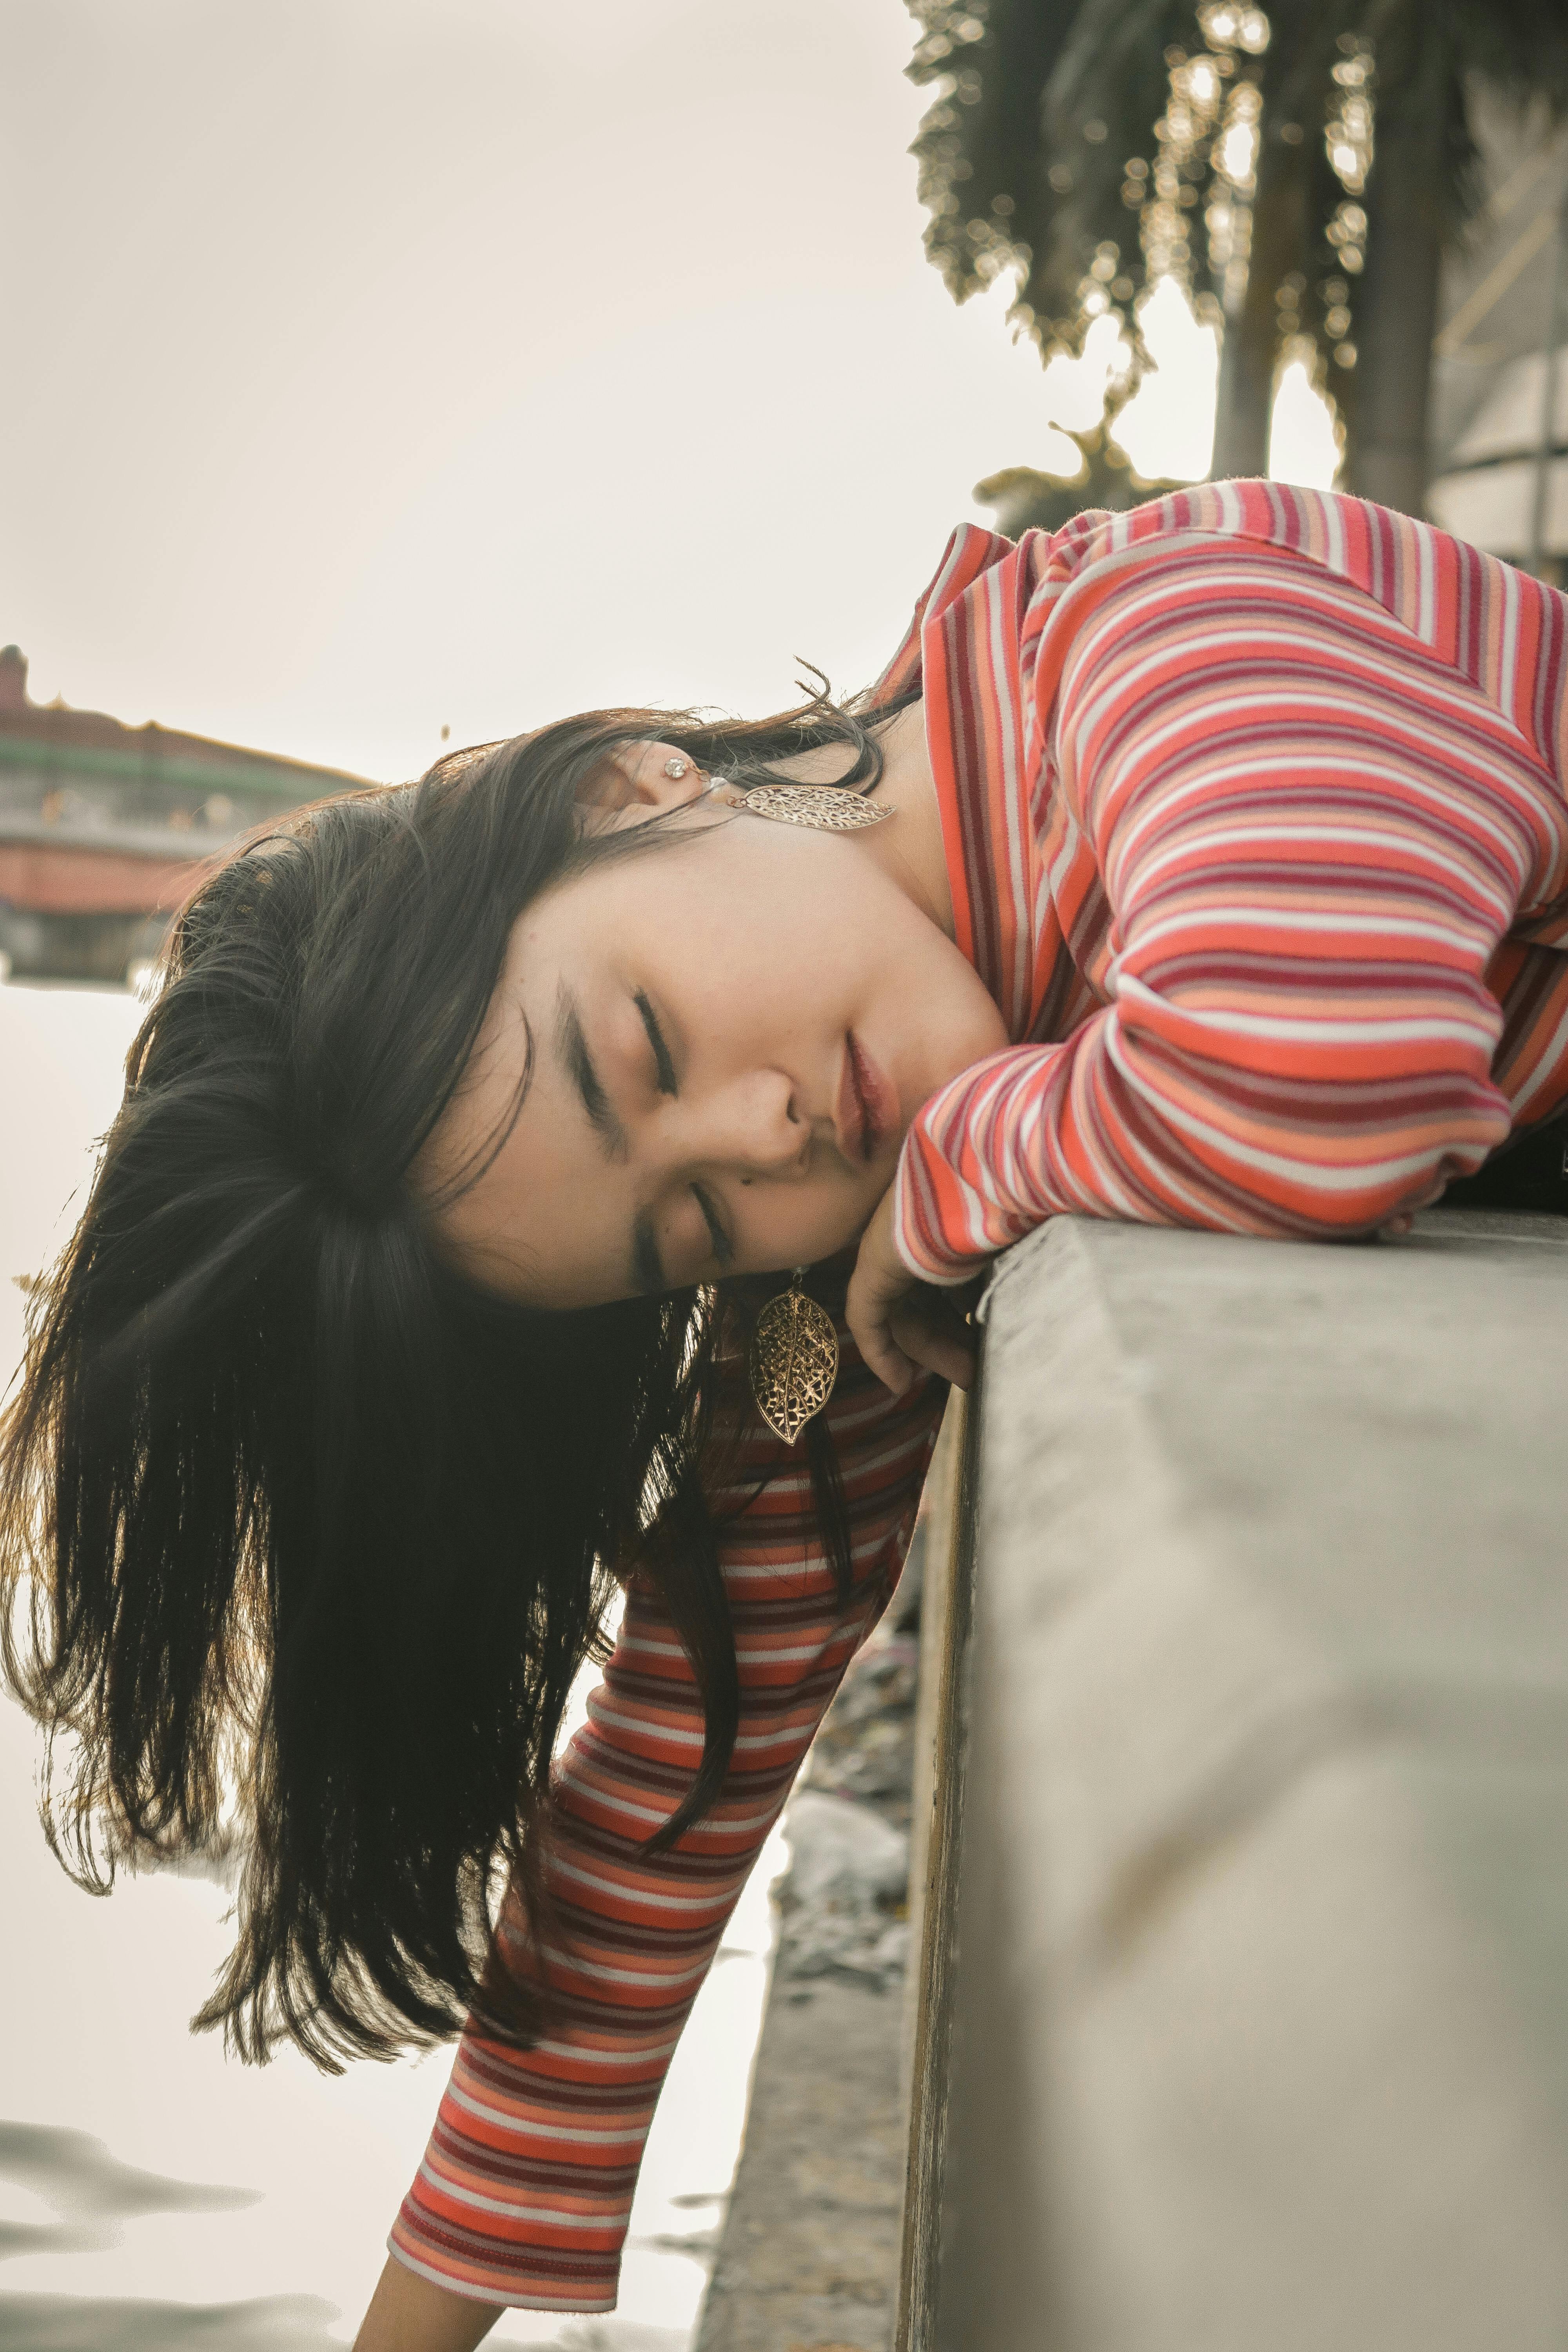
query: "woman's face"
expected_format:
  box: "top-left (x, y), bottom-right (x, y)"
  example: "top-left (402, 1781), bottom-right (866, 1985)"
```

top-left (424, 744), bottom-right (1006, 1308)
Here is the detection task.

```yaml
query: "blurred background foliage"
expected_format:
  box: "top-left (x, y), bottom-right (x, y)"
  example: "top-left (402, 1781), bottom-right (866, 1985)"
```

top-left (904, 0), bottom-right (1568, 523)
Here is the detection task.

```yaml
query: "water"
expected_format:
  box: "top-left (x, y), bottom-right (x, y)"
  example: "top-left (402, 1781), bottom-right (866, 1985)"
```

top-left (0, 980), bottom-right (781, 2349)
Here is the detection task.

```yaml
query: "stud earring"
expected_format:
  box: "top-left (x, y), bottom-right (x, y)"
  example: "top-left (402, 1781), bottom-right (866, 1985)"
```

top-left (750, 1267), bottom-right (839, 1445)
top-left (664, 757), bottom-right (689, 778)
top-left (704, 775), bottom-right (893, 832)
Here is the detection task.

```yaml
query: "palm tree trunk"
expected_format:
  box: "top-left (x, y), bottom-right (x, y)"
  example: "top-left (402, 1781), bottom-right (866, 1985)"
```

top-left (1211, 255), bottom-right (1277, 478)
top-left (1212, 132), bottom-right (1302, 479)
top-left (1342, 98), bottom-right (1450, 515)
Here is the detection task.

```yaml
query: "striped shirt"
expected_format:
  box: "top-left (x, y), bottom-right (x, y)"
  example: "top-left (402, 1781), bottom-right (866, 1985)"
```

top-left (887, 482), bottom-right (1568, 1276)
top-left (390, 483), bottom-right (1568, 2308)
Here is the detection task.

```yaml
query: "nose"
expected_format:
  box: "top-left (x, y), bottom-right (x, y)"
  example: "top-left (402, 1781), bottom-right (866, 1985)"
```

top-left (692, 1069), bottom-right (812, 1179)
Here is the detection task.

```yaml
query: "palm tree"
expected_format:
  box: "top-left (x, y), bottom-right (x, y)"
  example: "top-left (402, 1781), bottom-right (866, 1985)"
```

top-left (907, 0), bottom-right (1568, 512)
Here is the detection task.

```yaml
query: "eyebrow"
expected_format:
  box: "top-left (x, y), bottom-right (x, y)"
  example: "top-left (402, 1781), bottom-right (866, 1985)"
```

top-left (554, 984), bottom-right (628, 1164)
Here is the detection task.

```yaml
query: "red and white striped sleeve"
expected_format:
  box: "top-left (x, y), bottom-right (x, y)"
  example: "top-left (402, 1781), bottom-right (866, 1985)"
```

top-left (893, 540), bottom-right (1568, 1281)
top-left (387, 1335), bottom-right (944, 2311)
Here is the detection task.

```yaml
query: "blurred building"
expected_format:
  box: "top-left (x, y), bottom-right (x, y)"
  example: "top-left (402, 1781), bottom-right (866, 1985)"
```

top-left (1428, 100), bottom-right (1568, 575)
top-left (0, 644), bottom-right (374, 982)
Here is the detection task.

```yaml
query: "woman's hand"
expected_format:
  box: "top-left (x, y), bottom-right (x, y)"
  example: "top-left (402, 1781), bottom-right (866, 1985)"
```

top-left (846, 1187), bottom-right (981, 1397)
top-left (354, 2256), bottom-right (499, 2351)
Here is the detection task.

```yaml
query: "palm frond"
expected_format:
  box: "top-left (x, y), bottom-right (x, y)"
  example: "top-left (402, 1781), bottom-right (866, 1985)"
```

top-left (906, 0), bottom-right (1087, 324)
top-left (905, 0), bottom-right (1568, 495)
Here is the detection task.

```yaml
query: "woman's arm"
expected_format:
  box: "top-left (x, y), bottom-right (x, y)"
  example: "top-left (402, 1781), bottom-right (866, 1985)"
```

top-left (873, 545), bottom-right (1559, 1305)
top-left (377, 1333), bottom-right (946, 2315)
top-left (355, 2257), bottom-right (499, 2351)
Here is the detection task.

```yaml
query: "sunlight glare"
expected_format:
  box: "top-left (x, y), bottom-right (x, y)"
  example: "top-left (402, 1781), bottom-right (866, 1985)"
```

top-left (1040, 310), bottom-right (1133, 437)
top-left (1268, 356), bottom-right (1342, 490)
top-left (1219, 120), bottom-right (1259, 184)
top-left (1111, 278), bottom-right (1218, 483)
top-left (1017, 273), bottom-right (1343, 500)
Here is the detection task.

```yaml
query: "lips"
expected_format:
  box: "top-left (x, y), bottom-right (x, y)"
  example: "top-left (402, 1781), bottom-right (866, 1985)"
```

top-left (837, 1031), bottom-right (897, 1166)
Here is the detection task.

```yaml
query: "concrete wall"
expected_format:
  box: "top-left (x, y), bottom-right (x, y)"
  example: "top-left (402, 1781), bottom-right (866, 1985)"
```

top-left (936, 1209), bottom-right (1568, 2352)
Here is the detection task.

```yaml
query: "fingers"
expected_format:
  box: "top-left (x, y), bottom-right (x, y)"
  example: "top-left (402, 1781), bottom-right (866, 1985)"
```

top-left (891, 1296), bottom-right (976, 1391)
top-left (845, 1191), bottom-right (981, 1398)
top-left (844, 1269), bottom-right (915, 1392)
top-left (854, 1319), bottom-right (920, 1398)
top-left (847, 1287), bottom-right (976, 1398)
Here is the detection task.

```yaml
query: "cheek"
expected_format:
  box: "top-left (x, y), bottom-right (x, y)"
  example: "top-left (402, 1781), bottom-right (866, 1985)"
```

top-left (737, 1182), bottom-right (877, 1276)
top-left (867, 926), bottom-right (1007, 1105)
top-left (626, 832), bottom-right (894, 1045)
top-left (669, 886), bottom-right (860, 1025)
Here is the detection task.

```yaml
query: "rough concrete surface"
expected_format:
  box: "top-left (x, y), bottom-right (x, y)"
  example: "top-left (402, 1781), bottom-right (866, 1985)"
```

top-left (695, 1599), bottom-right (920, 2352)
top-left (937, 1209), bottom-right (1568, 2352)
top-left (694, 1973), bottom-right (906, 2352)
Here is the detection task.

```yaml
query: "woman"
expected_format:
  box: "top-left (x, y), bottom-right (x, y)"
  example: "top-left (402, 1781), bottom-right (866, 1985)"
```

top-left (4, 482), bottom-right (1567, 2351)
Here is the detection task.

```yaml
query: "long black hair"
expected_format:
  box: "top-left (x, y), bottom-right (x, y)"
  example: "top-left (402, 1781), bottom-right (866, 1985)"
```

top-left (0, 681), bottom-right (909, 2069)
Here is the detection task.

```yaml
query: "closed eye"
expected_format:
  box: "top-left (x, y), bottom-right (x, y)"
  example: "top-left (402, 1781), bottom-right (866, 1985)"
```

top-left (693, 1183), bottom-right (733, 1269)
top-left (633, 989), bottom-right (731, 1270)
top-left (635, 989), bottom-right (677, 1095)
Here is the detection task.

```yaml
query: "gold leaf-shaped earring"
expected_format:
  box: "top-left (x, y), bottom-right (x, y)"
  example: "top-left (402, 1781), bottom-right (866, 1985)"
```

top-left (725, 780), bottom-right (893, 831)
top-left (750, 1268), bottom-right (840, 1445)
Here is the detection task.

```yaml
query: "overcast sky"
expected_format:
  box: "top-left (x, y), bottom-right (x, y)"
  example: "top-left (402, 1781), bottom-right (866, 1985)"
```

top-left (2, 0), bottom-right (1146, 784)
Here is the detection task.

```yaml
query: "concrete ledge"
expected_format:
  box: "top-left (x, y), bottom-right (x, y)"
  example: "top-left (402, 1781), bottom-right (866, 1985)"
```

top-left (937, 1210), bottom-right (1568, 2352)
top-left (695, 1614), bottom-right (921, 2352)
top-left (695, 1972), bottom-right (905, 2352)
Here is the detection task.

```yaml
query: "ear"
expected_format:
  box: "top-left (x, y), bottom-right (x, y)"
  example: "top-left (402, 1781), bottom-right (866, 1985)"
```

top-left (577, 740), bottom-right (709, 823)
